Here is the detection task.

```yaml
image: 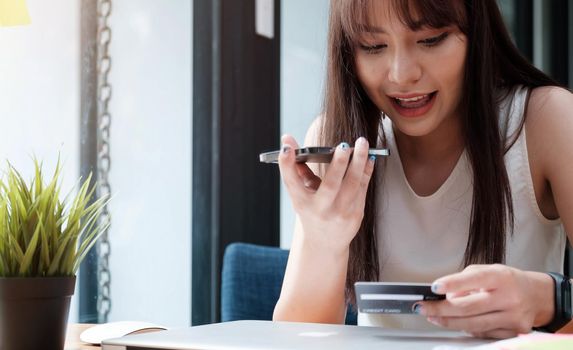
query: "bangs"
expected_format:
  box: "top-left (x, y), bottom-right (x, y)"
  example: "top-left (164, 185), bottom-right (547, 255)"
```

top-left (339, 0), bottom-right (467, 42)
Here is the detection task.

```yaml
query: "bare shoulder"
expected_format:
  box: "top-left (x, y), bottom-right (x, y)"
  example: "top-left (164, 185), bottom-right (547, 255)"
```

top-left (303, 116), bottom-right (325, 147)
top-left (525, 86), bottom-right (573, 238)
top-left (526, 86), bottom-right (573, 129)
top-left (525, 86), bottom-right (573, 196)
top-left (525, 86), bottom-right (573, 158)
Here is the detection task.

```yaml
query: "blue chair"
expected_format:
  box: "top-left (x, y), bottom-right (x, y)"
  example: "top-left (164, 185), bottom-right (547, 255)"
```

top-left (221, 242), bottom-right (357, 325)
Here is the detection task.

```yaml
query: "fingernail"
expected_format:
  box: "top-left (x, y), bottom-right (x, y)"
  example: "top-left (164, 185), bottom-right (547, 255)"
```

top-left (369, 155), bottom-right (376, 163)
top-left (431, 282), bottom-right (442, 294)
top-left (357, 137), bottom-right (367, 146)
top-left (281, 145), bottom-right (291, 154)
top-left (412, 304), bottom-right (423, 315)
top-left (339, 142), bottom-right (350, 151)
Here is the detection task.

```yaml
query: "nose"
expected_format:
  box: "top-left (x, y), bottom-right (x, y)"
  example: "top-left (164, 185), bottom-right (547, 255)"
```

top-left (387, 50), bottom-right (422, 85)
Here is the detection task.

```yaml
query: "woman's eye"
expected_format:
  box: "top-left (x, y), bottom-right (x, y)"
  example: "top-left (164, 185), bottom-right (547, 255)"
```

top-left (419, 32), bottom-right (449, 47)
top-left (358, 44), bottom-right (386, 54)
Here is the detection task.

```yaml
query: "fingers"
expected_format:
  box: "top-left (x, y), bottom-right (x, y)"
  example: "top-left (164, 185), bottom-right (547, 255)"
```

top-left (279, 134), bottom-right (375, 214)
top-left (317, 137), bottom-right (375, 204)
top-left (417, 291), bottom-right (507, 317)
top-left (422, 265), bottom-right (536, 337)
top-left (426, 311), bottom-right (513, 334)
top-left (337, 137), bottom-right (373, 204)
top-left (316, 142), bottom-right (352, 202)
top-left (296, 163), bottom-right (321, 191)
top-left (281, 134), bottom-right (322, 191)
top-left (417, 290), bottom-right (501, 318)
top-left (356, 148), bottom-right (376, 205)
top-left (281, 134), bottom-right (300, 149)
top-left (431, 264), bottom-right (510, 295)
top-left (278, 135), bottom-right (309, 204)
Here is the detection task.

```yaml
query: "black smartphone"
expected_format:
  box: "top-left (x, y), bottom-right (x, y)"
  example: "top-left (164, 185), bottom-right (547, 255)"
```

top-left (259, 146), bottom-right (390, 164)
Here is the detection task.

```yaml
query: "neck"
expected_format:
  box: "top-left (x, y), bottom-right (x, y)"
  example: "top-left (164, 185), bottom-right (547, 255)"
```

top-left (393, 116), bottom-right (464, 163)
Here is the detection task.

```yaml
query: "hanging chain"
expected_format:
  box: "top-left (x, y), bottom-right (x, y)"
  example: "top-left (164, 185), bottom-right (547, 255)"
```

top-left (96, 0), bottom-right (112, 324)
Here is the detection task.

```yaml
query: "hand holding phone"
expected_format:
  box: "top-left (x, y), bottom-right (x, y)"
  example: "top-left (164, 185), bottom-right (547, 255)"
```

top-left (259, 146), bottom-right (390, 164)
top-left (277, 136), bottom-right (380, 249)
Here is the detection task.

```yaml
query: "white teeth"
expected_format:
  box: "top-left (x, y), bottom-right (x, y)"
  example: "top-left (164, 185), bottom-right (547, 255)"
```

top-left (396, 94), bottom-right (429, 102)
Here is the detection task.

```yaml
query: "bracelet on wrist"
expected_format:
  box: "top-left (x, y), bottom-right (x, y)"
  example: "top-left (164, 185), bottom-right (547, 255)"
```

top-left (534, 272), bottom-right (572, 333)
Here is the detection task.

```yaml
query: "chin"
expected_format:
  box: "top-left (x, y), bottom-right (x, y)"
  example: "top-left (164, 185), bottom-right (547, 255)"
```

top-left (388, 116), bottom-right (439, 138)
top-left (397, 126), bottom-right (434, 138)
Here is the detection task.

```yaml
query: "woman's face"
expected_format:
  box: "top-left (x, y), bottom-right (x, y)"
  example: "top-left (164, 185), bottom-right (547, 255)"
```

top-left (354, 2), bottom-right (467, 138)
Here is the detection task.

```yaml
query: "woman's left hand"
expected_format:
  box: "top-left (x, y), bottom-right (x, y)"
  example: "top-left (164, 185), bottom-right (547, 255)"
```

top-left (416, 264), bottom-right (555, 339)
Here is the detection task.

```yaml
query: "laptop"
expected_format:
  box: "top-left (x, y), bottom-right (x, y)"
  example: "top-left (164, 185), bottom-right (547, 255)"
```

top-left (101, 320), bottom-right (493, 350)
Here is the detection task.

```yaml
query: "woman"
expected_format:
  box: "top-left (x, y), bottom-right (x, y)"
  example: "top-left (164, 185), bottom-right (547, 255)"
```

top-left (273, 0), bottom-right (573, 339)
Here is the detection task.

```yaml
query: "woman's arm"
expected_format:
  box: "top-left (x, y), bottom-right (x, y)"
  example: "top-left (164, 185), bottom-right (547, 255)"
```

top-left (525, 86), bottom-right (573, 239)
top-left (272, 216), bottom-right (350, 323)
top-left (415, 87), bottom-right (573, 338)
top-left (525, 86), bottom-right (573, 332)
top-left (273, 120), bottom-right (375, 323)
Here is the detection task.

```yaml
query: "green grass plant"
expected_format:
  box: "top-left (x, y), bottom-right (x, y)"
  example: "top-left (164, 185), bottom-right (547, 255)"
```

top-left (0, 159), bottom-right (109, 277)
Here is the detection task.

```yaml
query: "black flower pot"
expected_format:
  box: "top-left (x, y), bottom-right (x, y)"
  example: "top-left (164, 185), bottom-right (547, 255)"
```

top-left (0, 276), bottom-right (76, 350)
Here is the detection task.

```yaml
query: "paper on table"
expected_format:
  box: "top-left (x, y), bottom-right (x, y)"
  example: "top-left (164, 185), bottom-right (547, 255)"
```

top-left (0, 0), bottom-right (31, 27)
top-left (434, 332), bottom-right (573, 350)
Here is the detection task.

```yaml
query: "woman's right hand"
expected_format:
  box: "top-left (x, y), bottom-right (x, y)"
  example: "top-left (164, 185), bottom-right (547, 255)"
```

top-left (278, 134), bottom-right (376, 252)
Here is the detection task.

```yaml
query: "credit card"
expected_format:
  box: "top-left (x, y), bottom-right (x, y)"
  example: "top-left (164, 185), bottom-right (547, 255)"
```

top-left (354, 282), bottom-right (445, 314)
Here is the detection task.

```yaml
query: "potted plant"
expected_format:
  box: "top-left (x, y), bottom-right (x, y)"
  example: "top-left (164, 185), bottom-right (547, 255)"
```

top-left (0, 159), bottom-right (109, 350)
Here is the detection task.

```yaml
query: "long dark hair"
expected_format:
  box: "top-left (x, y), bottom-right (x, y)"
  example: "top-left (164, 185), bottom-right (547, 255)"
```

top-left (322, 0), bottom-right (559, 304)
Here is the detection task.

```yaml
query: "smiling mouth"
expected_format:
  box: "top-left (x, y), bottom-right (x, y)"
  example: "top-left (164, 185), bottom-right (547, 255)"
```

top-left (392, 92), bottom-right (437, 109)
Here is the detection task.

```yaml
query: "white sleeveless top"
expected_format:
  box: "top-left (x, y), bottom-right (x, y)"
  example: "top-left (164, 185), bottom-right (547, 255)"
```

top-left (358, 86), bottom-right (567, 329)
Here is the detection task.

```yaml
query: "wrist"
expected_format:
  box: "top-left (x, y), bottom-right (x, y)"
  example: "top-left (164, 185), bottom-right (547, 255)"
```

top-left (528, 271), bottom-right (555, 328)
top-left (298, 223), bottom-right (352, 257)
top-left (533, 272), bottom-right (573, 332)
top-left (300, 233), bottom-right (350, 259)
